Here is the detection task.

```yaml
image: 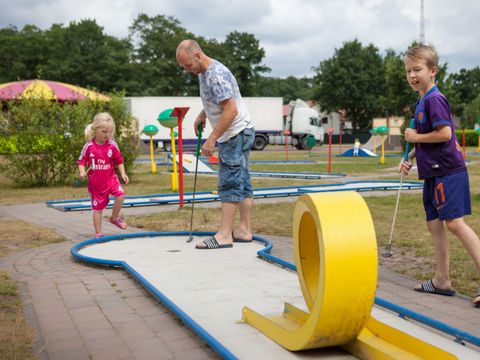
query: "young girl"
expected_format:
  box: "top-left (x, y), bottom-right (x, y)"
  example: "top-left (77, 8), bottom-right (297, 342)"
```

top-left (77, 112), bottom-right (129, 238)
top-left (353, 138), bottom-right (361, 157)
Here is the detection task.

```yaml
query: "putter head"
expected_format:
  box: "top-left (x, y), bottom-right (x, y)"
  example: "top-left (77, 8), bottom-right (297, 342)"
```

top-left (381, 249), bottom-right (393, 258)
top-left (186, 235), bottom-right (194, 243)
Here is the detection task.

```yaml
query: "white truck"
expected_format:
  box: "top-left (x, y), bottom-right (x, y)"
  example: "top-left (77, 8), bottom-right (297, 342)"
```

top-left (255, 98), bottom-right (324, 150)
top-left (126, 96), bottom-right (324, 151)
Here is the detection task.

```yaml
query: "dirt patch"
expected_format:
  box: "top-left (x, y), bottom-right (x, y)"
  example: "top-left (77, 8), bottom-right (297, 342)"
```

top-left (0, 215), bottom-right (65, 258)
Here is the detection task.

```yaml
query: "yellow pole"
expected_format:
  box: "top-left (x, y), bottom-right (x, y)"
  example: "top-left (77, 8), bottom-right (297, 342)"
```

top-left (149, 136), bottom-right (157, 174)
top-left (380, 134), bottom-right (385, 165)
top-left (170, 128), bottom-right (179, 192)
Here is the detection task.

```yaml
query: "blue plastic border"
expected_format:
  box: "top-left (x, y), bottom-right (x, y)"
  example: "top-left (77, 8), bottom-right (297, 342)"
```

top-left (195, 170), bottom-right (346, 179)
top-left (71, 231), bottom-right (480, 358)
top-left (48, 180), bottom-right (423, 211)
top-left (71, 231), bottom-right (238, 360)
top-left (255, 246), bottom-right (480, 348)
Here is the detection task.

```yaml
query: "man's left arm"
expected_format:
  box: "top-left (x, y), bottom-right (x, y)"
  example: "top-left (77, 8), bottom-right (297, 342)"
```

top-left (201, 98), bottom-right (238, 156)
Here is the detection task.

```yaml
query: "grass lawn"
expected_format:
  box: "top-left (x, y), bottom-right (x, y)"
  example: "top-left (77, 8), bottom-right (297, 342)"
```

top-left (126, 146), bottom-right (480, 298)
top-left (1, 145), bottom-right (480, 358)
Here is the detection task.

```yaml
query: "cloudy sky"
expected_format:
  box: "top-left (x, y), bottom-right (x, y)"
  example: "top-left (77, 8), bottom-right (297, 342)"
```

top-left (1, 0), bottom-right (478, 77)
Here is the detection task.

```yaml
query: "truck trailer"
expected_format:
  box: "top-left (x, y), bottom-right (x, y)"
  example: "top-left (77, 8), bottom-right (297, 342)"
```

top-left (254, 98), bottom-right (324, 150)
top-left (126, 96), bottom-right (324, 151)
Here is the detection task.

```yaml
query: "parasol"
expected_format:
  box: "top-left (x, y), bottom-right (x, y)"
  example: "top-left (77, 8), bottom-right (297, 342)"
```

top-left (0, 79), bottom-right (110, 102)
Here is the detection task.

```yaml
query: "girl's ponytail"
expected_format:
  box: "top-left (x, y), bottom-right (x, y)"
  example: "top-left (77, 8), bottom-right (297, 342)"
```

top-left (84, 123), bottom-right (95, 141)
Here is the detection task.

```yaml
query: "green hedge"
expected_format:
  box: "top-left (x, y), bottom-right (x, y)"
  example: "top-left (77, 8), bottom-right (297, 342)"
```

top-left (0, 94), bottom-right (140, 186)
top-left (399, 128), bottom-right (479, 152)
top-left (0, 135), bottom-right (18, 154)
top-left (454, 129), bottom-right (477, 146)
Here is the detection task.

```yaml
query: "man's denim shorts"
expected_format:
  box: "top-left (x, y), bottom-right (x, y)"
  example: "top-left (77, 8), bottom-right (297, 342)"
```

top-left (217, 127), bottom-right (255, 202)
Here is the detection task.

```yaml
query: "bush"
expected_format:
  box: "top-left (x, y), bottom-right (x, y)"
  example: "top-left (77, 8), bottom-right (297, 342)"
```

top-left (463, 93), bottom-right (480, 128)
top-left (398, 120), bottom-right (478, 151)
top-left (454, 129), bottom-right (476, 147)
top-left (0, 94), bottom-right (140, 186)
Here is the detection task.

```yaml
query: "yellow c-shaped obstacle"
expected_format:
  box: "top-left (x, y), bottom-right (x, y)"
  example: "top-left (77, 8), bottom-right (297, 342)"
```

top-left (242, 192), bottom-right (457, 359)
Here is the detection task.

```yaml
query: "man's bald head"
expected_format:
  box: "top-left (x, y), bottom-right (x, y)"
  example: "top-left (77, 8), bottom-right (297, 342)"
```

top-left (176, 39), bottom-right (209, 75)
top-left (176, 39), bottom-right (203, 57)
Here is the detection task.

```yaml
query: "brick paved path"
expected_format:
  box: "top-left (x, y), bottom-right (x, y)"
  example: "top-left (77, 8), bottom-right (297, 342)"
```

top-left (1, 198), bottom-right (479, 359)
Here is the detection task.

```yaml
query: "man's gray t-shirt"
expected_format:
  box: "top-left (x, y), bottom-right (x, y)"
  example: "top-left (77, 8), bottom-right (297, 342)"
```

top-left (199, 59), bottom-right (253, 143)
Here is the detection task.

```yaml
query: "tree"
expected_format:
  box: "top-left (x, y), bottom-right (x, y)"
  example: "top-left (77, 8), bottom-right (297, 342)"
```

top-left (0, 25), bottom-right (48, 82)
top-left (446, 67), bottom-right (480, 121)
top-left (256, 76), bottom-right (315, 103)
top-left (0, 26), bottom-right (24, 82)
top-left (463, 93), bottom-right (480, 128)
top-left (128, 14), bottom-right (195, 96)
top-left (313, 39), bottom-right (385, 131)
top-left (380, 49), bottom-right (417, 118)
top-left (220, 31), bottom-right (270, 96)
top-left (38, 20), bottom-right (133, 92)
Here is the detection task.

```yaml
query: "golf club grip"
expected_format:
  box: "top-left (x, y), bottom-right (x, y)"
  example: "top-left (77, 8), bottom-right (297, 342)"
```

top-left (196, 124), bottom-right (203, 156)
top-left (403, 118), bottom-right (415, 161)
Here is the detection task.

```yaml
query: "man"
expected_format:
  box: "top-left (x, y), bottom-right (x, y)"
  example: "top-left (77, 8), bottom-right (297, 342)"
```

top-left (176, 39), bottom-right (255, 249)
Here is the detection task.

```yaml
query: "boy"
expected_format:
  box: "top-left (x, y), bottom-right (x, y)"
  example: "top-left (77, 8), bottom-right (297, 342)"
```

top-left (400, 44), bottom-right (480, 308)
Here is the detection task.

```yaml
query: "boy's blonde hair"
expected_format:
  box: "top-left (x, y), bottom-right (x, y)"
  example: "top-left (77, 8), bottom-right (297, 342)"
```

top-left (404, 44), bottom-right (439, 69)
top-left (84, 112), bottom-right (116, 141)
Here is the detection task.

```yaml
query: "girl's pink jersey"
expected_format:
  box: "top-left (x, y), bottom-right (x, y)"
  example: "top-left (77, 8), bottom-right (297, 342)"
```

top-left (77, 139), bottom-right (124, 194)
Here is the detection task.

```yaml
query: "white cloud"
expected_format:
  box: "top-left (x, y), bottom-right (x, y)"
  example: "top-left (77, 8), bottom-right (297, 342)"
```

top-left (0, 0), bottom-right (478, 77)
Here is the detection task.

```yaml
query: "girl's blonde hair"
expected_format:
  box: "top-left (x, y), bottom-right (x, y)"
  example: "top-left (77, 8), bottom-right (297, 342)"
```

top-left (84, 112), bottom-right (116, 141)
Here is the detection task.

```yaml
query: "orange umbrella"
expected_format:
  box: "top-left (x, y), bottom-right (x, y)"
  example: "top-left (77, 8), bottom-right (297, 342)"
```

top-left (0, 79), bottom-right (110, 102)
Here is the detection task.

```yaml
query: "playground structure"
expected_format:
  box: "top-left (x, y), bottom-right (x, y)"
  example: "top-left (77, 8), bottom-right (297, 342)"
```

top-left (342, 126), bottom-right (390, 161)
top-left (377, 125), bottom-right (389, 164)
top-left (363, 116), bottom-right (406, 153)
top-left (339, 148), bottom-right (377, 157)
top-left (370, 127), bottom-right (377, 154)
top-left (340, 118), bottom-right (407, 159)
top-left (142, 124), bottom-right (159, 174)
top-left (157, 108), bottom-right (180, 191)
top-left (155, 106), bottom-right (191, 207)
top-left (71, 191), bottom-right (480, 359)
top-left (363, 133), bottom-right (403, 153)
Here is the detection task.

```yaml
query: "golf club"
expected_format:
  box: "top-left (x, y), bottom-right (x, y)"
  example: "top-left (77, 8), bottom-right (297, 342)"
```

top-left (382, 118), bottom-right (415, 258)
top-left (187, 124), bottom-right (203, 243)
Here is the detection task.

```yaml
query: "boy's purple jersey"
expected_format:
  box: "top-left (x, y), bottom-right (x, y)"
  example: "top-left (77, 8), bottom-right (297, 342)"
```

top-left (414, 86), bottom-right (465, 179)
top-left (77, 139), bottom-right (124, 193)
